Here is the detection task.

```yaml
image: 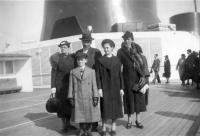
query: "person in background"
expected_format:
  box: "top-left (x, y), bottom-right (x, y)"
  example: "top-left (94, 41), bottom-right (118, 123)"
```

top-left (96, 39), bottom-right (124, 136)
top-left (163, 55), bottom-right (171, 83)
top-left (49, 41), bottom-right (76, 132)
top-left (150, 54), bottom-right (161, 84)
top-left (117, 31), bottom-right (147, 129)
top-left (185, 49), bottom-right (192, 85)
top-left (75, 33), bottom-right (102, 132)
top-left (176, 54), bottom-right (186, 85)
top-left (68, 52), bottom-right (100, 136)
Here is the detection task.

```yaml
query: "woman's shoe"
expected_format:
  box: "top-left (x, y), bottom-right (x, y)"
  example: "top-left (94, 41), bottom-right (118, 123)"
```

top-left (126, 122), bottom-right (132, 129)
top-left (77, 129), bottom-right (84, 136)
top-left (135, 120), bottom-right (144, 129)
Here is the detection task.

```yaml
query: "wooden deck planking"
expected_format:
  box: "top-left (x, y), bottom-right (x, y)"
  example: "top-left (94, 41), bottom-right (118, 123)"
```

top-left (175, 102), bottom-right (200, 136)
top-left (144, 97), bottom-right (188, 136)
top-left (167, 101), bottom-right (197, 136)
top-left (137, 88), bottom-right (185, 136)
top-left (159, 100), bottom-right (196, 136)
top-left (0, 84), bottom-right (200, 136)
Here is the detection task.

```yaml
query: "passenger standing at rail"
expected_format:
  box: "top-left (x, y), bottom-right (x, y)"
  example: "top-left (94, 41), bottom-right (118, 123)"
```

top-left (96, 39), bottom-right (124, 136)
top-left (163, 55), bottom-right (171, 83)
top-left (75, 33), bottom-right (102, 132)
top-left (176, 54), bottom-right (186, 85)
top-left (49, 41), bottom-right (76, 132)
top-left (150, 54), bottom-right (161, 84)
top-left (117, 31), bottom-right (147, 129)
top-left (68, 52), bottom-right (100, 136)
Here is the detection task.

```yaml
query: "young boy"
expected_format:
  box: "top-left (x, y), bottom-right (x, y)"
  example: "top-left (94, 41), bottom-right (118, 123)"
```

top-left (68, 52), bottom-right (100, 136)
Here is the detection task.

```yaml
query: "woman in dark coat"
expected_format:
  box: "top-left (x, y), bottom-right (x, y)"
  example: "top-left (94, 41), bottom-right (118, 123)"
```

top-left (117, 31), bottom-right (147, 129)
top-left (49, 41), bottom-right (76, 131)
top-left (96, 39), bottom-right (124, 136)
top-left (176, 54), bottom-right (186, 85)
top-left (163, 55), bottom-right (171, 83)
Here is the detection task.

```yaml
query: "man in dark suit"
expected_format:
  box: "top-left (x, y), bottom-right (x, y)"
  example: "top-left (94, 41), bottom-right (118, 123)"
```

top-left (76, 33), bottom-right (102, 132)
top-left (76, 33), bottom-right (102, 69)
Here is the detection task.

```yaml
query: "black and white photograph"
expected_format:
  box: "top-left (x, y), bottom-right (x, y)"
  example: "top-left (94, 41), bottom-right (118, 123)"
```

top-left (0, 0), bottom-right (200, 136)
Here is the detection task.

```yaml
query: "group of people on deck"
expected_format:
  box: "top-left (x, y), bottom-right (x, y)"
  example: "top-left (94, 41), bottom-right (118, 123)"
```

top-left (150, 48), bottom-right (200, 87)
top-left (49, 31), bottom-right (150, 136)
top-left (150, 54), bottom-right (171, 84)
top-left (176, 49), bottom-right (200, 87)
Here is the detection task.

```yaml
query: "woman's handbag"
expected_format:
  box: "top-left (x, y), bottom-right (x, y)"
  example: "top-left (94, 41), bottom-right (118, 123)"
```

top-left (132, 78), bottom-right (147, 92)
top-left (46, 93), bottom-right (60, 113)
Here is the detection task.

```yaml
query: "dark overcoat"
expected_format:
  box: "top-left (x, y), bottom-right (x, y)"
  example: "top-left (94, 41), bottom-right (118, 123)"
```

top-left (68, 66), bottom-right (101, 123)
top-left (117, 48), bottom-right (146, 114)
top-left (184, 53), bottom-right (198, 80)
top-left (50, 52), bottom-right (75, 118)
top-left (176, 58), bottom-right (185, 81)
top-left (96, 55), bottom-right (124, 120)
top-left (163, 59), bottom-right (171, 78)
top-left (76, 47), bottom-right (102, 69)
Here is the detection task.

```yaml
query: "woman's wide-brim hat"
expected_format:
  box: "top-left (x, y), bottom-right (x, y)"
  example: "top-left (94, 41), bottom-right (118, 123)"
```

top-left (58, 40), bottom-right (71, 47)
top-left (122, 31), bottom-right (134, 39)
top-left (79, 33), bottom-right (94, 41)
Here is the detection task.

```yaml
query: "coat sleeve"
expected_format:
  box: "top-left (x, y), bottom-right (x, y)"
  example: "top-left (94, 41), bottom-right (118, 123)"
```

top-left (157, 59), bottom-right (161, 71)
top-left (119, 64), bottom-right (124, 90)
top-left (96, 60), bottom-right (102, 89)
top-left (176, 59), bottom-right (180, 70)
top-left (142, 55), bottom-right (150, 77)
top-left (117, 50), bottom-right (122, 62)
top-left (94, 49), bottom-right (102, 71)
top-left (68, 71), bottom-right (74, 98)
top-left (49, 53), bottom-right (59, 88)
top-left (92, 70), bottom-right (99, 98)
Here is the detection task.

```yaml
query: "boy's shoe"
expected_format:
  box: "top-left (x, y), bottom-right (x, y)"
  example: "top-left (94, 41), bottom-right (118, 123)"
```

top-left (100, 131), bottom-right (106, 136)
top-left (110, 130), bottom-right (116, 136)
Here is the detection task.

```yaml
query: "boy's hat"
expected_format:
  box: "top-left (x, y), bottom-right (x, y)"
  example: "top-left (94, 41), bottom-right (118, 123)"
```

top-left (75, 52), bottom-right (88, 60)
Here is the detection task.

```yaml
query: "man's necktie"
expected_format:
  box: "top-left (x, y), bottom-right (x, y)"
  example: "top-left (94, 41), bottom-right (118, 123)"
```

top-left (80, 69), bottom-right (84, 79)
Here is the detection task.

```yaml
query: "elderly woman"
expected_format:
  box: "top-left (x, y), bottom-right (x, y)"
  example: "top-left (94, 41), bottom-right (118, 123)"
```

top-left (49, 41), bottom-right (76, 132)
top-left (117, 31), bottom-right (147, 129)
top-left (96, 39), bottom-right (124, 136)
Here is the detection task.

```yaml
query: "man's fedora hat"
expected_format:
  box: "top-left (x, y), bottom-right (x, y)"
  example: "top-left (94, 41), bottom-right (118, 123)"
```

top-left (79, 33), bottom-right (94, 41)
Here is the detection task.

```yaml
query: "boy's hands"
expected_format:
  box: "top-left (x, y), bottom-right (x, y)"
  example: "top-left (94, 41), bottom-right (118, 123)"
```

top-left (93, 97), bottom-right (99, 107)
